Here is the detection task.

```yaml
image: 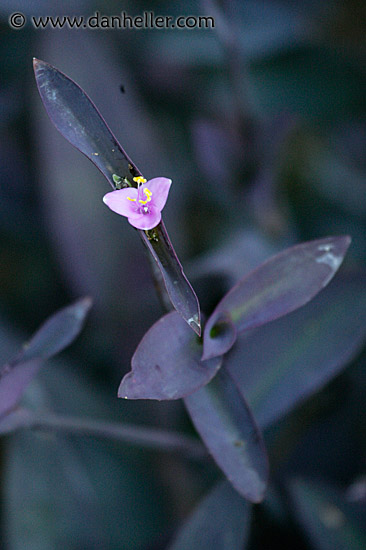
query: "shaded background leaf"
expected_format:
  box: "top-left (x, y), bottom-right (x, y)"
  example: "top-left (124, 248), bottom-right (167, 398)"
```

top-left (168, 480), bottom-right (251, 550)
top-left (3, 363), bottom-right (166, 550)
top-left (226, 272), bottom-right (366, 428)
top-left (14, 297), bottom-right (92, 364)
top-left (0, 360), bottom-right (41, 419)
top-left (0, 298), bottom-right (91, 418)
top-left (289, 478), bottom-right (366, 550)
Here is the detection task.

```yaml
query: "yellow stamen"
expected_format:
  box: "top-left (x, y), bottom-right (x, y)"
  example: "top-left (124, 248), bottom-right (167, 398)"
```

top-left (127, 188), bottom-right (152, 205)
top-left (133, 176), bottom-right (147, 184)
top-left (138, 188), bottom-right (152, 205)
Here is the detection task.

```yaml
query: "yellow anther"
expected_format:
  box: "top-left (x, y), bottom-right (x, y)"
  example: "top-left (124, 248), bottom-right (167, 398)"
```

top-left (138, 188), bottom-right (152, 205)
top-left (133, 176), bottom-right (147, 184)
top-left (127, 197), bottom-right (136, 202)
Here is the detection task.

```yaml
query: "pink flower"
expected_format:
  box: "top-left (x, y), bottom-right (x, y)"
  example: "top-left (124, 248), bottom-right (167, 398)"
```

top-left (103, 177), bottom-right (172, 230)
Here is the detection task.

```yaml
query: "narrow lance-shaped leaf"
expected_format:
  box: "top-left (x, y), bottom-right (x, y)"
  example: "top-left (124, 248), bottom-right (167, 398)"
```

top-left (184, 368), bottom-right (268, 503)
top-left (226, 273), bottom-right (366, 428)
top-left (33, 59), bottom-right (201, 335)
top-left (168, 480), bottom-right (251, 550)
top-left (33, 58), bottom-right (139, 187)
top-left (141, 223), bottom-right (200, 334)
top-left (119, 311), bottom-right (222, 401)
top-left (202, 236), bottom-right (351, 359)
top-left (0, 297), bottom-right (92, 419)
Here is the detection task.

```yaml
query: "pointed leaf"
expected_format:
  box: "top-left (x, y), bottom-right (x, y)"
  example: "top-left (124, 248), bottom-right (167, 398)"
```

top-left (184, 369), bottom-right (268, 503)
top-left (226, 273), bottom-right (366, 428)
top-left (203, 236), bottom-right (351, 359)
top-left (289, 479), bottom-right (366, 550)
top-left (34, 59), bottom-right (201, 335)
top-left (168, 480), bottom-right (251, 550)
top-left (33, 58), bottom-right (139, 187)
top-left (14, 297), bottom-right (92, 364)
top-left (0, 298), bottom-right (92, 418)
top-left (119, 311), bottom-right (221, 400)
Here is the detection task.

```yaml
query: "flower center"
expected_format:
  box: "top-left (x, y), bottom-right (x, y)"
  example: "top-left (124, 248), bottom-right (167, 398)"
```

top-left (127, 177), bottom-right (152, 214)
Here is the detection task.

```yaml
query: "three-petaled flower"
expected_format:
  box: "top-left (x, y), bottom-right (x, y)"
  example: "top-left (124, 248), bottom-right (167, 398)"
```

top-left (103, 176), bottom-right (172, 230)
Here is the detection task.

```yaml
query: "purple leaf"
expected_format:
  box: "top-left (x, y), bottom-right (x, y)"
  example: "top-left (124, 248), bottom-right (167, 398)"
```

top-left (119, 312), bottom-right (221, 400)
top-left (226, 273), bottom-right (366, 428)
top-left (0, 297), bottom-right (92, 418)
top-left (14, 297), bottom-right (92, 364)
top-left (141, 223), bottom-right (201, 335)
top-left (184, 369), bottom-right (268, 503)
top-left (0, 360), bottom-right (41, 419)
top-left (202, 236), bottom-right (351, 359)
top-left (168, 480), bottom-right (251, 549)
top-left (33, 59), bottom-right (201, 335)
top-left (33, 58), bottom-right (139, 188)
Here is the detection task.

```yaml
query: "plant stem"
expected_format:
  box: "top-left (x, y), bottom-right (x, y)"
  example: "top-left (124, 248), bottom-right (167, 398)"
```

top-left (11, 408), bottom-right (207, 461)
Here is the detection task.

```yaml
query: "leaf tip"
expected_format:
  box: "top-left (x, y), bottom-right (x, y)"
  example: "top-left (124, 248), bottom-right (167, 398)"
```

top-left (70, 296), bottom-right (93, 322)
top-left (188, 313), bottom-right (201, 336)
top-left (343, 234), bottom-right (352, 251)
top-left (331, 234), bottom-right (352, 251)
top-left (117, 373), bottom-right (136, 400)
top-left (79, 295), bottom-right (93, 311)
top-left (32, 57), bottom-right (45, 73)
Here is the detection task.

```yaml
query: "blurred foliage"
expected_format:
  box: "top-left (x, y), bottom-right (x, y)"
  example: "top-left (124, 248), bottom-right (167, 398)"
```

top-left (0, 0), bottom-right (365, 548)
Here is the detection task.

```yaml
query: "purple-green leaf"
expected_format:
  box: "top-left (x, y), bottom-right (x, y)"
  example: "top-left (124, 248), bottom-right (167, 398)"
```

top-left (184, 369), bottom-right (268, 503)
top-left (202, 236), bottom-right (351, 359)
top-left (168, 480), bottom-right (251, 549)
top-left (33, 59), bottom-right (201, 335)
top-left (0, 297), bottom-right (92, 418)
top-left (226, 273), bottom-right (366, 428)
top-left (119, 311), bottom-right (221, 400)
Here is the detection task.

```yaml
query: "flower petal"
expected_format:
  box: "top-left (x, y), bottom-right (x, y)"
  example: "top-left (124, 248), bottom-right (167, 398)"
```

top-left (103, 188), bottom-right (141, 219)
top-left (144, 178), bottom-right (172, 211)
top-left (128, 205), bottom-right (162, 230)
